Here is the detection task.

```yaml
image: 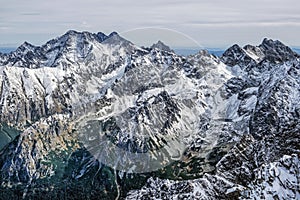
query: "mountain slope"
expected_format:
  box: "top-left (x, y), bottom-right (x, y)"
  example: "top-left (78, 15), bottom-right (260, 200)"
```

top-left (0, 32), bottom-right (299, 199)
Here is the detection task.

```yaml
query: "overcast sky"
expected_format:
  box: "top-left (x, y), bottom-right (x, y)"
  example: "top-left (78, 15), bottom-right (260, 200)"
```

top-left (1, 0), bottom-right (300, 48)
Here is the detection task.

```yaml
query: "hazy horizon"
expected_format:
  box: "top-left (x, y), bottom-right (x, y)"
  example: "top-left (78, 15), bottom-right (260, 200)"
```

top-left (1, 39), bottom-right (300, 57)
top-left (1, 29), bottom-right (300, 51)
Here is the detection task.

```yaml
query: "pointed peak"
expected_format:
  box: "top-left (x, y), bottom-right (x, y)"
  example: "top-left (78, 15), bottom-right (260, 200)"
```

top-left (220, 44), bottom-right (249, 66)
top-left (97, 32), bottom-right (107, 37)
top-left (260, 38), bottom-right (285, 49)
top-left (96, 32), bottom-right (108, 42)
top-left (262, 37), bottom-right (273, 43)
top-left (222, 44), bottom-right (244, 56)
top-left (57, 30), bottom-right (81, 42)
top-left (150, 40), bottom-right (173, 52)
top-left (102, 31), bottom-right (127, 43)
top-left (222, 44), bottom-right (244, 55)
top-left (259, 38), bottom-right (297, 62)
top-left (156, 40), bottom-right (165, 45)
top-left (16, 41), bottom-right (36, 52)
top-left (259, 38), bottom-right (295, 53)
top-left (21, 41), bottom-right (35, 47)
top-left (62, 30), bottom-right (96, 38)
top-left (108, 31), bottom-right (120, 38)
top-left (102, 31), bottom-right (132, 46)
top-left (152, 40), bottom-right (167, 46)
top-left (61, 30), bottom-right (95, 39)
top-left (64, 30), bottom-right (80, 36)
top-left (230, 44), bottom-right (243, 50)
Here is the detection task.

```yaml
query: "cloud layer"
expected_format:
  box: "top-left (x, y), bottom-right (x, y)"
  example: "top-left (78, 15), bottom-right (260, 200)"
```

top-left (1, 0), bottom-right (300, 47)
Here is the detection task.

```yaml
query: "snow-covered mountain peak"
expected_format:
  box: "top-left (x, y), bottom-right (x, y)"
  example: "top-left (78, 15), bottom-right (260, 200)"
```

top-left (0, 31), bottom-right (299, 199)
top-left (0, 30), bottom-right (138, 69)
top-left (56, 30), bottom-right (100, 46)
top-left (101, 31), bottom-right (139, 56)
top-left (102, 31), bottom-right (133, 46)
top-left (221, 38), bottom-right (299, 68)
top-left (18, 41), bottom-right (36, 51)
top-left (220, 44), bottom-right (253, 67)
top-left (11, 41), bottom-right (37, 57)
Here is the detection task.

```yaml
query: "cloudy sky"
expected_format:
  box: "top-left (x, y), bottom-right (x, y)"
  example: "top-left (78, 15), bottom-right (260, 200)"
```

top-left (1, 0), bottom-right (300, 48)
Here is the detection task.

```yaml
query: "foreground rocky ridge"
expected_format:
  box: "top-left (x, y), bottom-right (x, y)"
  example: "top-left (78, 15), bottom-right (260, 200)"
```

top-left (0, 32), bottom-right (299, 199)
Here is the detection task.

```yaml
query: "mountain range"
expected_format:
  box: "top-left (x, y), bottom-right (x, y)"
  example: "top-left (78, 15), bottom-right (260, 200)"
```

top-left (0, 30), bottom-right (299, 199)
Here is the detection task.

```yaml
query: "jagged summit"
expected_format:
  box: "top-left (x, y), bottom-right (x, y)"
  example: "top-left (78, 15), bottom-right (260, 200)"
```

top-left (57, 30), bottom-right (110, 44)
top-left (0, 30), bottom-right (136, 68)
top-left (12, 30), bottom-right (127, 53)
top-left (150, 40), bottom-right (174, 52)
top-left (221, 38), bottom-right (298, 67)
top-left (259, 38), bottom-right (298, 62)
top-left (260, 38), bottom-right (285, 49)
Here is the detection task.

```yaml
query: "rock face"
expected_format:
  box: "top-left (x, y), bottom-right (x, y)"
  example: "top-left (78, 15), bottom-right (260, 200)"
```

top-left (150, 40), bottom-right (174, 53)
top-left (0, 32), bottom-right (299, 199)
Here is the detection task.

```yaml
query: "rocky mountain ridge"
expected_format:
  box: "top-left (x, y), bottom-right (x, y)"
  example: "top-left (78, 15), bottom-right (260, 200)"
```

top-left (0, 32), bottom-right (299, 199)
